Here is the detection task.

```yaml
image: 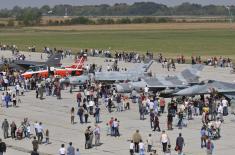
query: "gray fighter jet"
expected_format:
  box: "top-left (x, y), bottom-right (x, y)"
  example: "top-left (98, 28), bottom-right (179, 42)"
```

top-left (113, 64), bottom-right (204, 95)
top-left (60, 60), bottom-right (154, 90)
top-left (12, 53), bottom-right (62, 69)
top-left (60, 74), bottom-right (91, 86)
top-left (174, 80), bottom-right (235, 100)
top-left (94, 60), bottom-right (154, 82)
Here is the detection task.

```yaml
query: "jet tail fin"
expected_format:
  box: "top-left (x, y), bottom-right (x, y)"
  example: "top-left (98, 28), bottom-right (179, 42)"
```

top-left (46, 53), bottom-right (62, 67)
top-left (129, 60), bottom-right (154, 73)
top-left (143, 60), bottom-right (154, 72)
top-left (75, 56), bottom-right (85, 69)
top-left (177, 64), bottom-right (204, 84)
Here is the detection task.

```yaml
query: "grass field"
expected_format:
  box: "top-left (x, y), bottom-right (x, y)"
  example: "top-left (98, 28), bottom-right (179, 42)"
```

top-left (0, 23), bottom-right (235, 59)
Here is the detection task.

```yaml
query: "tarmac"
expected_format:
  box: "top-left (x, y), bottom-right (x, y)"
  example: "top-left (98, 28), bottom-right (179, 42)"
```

top-left (0, 50), bottom-right (235, 155)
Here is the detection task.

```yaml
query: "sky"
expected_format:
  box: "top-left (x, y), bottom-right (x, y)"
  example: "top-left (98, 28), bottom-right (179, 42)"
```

top-left (0, 0), bottom-right (235, 9)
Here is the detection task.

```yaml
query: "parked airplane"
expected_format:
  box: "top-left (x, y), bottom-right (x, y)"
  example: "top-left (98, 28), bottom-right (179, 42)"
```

top-left (94, 60), bottom-right (154, 82)
top-left (174, 80), bottom-right (235, 100)
top-left (113, 64), bottom-right (204, 95)
top-left (21, 56), bottom-right (85, 79)
top-left (13, 53), bottom-right (62, 69)
top-left (59, 60), bottom-right (154, 91)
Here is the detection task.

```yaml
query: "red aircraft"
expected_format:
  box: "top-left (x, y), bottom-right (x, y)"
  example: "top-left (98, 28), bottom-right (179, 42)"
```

top-left (22, 57), bottom-right (85, 79)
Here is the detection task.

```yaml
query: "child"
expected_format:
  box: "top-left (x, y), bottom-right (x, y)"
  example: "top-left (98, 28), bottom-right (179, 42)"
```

top-left (1, 93), bottom-right (5, 107)
top-left (12, 94), bottom-right (16, 107)
top-left (105, 123), bottom-right (110, 136)
top-left (26, 124), bottom-right (31, 139)
top-left (75, 148), bottom-right (80, 155)
top-left (130, 140), bottom-right (134, 155)
top-left (45, 129), bottom-right (49, 144)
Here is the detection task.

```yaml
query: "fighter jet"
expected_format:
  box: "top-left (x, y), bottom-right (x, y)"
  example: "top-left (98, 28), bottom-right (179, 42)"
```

top-left (60, 74), bottom-right (90, 86)
top-left (174, 80), bottom-right (235, 100)
top-left (113, 64), bottom-right (204, 95)
top-left (12, 53), bottom-right (62, 69)
top-left (94, 60), bottom-right (154, 82)
top-left (60, 60), bottom-right (153, 91)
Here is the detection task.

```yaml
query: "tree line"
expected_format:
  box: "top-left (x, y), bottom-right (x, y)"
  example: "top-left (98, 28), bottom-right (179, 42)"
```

top-left (0, 2), bottom-right (234, 26)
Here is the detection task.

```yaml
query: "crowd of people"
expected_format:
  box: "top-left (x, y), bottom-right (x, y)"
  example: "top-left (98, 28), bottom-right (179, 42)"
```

top-left (0, 45), bottom-right (233, 155)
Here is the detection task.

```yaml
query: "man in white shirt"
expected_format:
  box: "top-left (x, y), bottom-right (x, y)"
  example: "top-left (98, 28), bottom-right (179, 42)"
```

top-left (34, 121), bottom-right (39, 136)
top-left (217, 104), bottom-right (224, 122)
top-left (144, 85), bottom-right (149, 95)
top-left (37, 122), bottom-right (44, 143)
top-left (59, 144), bottom-right (66, 155)
top-left (222, 98), bottom-right (228, 116)
top-left (160, 130), bottom-right (169, 153)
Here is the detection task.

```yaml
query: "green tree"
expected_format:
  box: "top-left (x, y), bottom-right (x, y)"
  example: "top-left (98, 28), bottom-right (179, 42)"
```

top-left (16, 7), bottom-right (42, 26)
top-left (7, 19), bottom-right (15, 27)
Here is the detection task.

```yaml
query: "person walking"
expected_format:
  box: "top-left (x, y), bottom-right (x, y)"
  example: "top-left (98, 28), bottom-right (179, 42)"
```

top-left (167, 112), bottom-right (173, 130)
top-left (175, 133), bottom-right (185, 155)
top-left (146, 134), bottom-right (153, 152)
top-left (130, 140), bottom-right (134, 155)
top-left (32, 137), bottom-right (39, 152)
top-left (200, 126), bottom-right (207, 148)
top-left (71, 107), bottom-right (75, 124)
top-left (94, 105), bottom-right (100, 123)
top-left (160, 130), bottom-right (170, 153)
top-left (132, 130), bottom-right (142, 153)
top-left (31, 148), bottom-right (39, 155)
top-left (76, 92), bottom-right (82, 107)
top-left (84, 110), bottom-right (89, 123)
top-left (94, 124), bottom-right (101, 146)
top-left (4, 92), bottom-right (10, 108)
top-left (2, 119), bottom-right (9, 139)
top-left (77, 106), bottom-right (84, 124)
top-left (12, 94), bottom-right (17, 107)
top-left (45, 129), bottom-right (49, 145)
top-left (149, 110), bottom-right (155, 129)
top-left (153, 115), bottom-right (161, 132)
top-left (75, 148), bottom-right (80, 155)
top-left (67, 142), bottom-right (75, 155)
top-left (10, 121), bottom-right (17, 139)
top-left (37, 122), bottom-right (44, 144)
top-left (85, 126), bottom-right (93, 149)
top-left (0, 138), bottom-right (6, 155)
top-left (59, 144), bottom-right (66, 155)
top-left (206, 139), bottom-right (214, 155)
top-left (139, 140), bottom-right (145, 155)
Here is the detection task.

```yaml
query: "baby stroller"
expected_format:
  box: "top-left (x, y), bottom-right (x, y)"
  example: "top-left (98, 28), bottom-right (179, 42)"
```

top-left (208, 126), bottom-right (219, 140)
top-left (16, 128), bottom-right (23, 140)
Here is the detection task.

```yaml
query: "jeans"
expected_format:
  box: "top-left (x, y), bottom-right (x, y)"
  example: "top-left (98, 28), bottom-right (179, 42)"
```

top-left (178, 118), bottom-right (183, 129)
top-left (79, 115), bottom-right (84, 123)
top-left (38, 132), bottom-right (43, 143)
top-left (95, 114), bottom-right (100, 123)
